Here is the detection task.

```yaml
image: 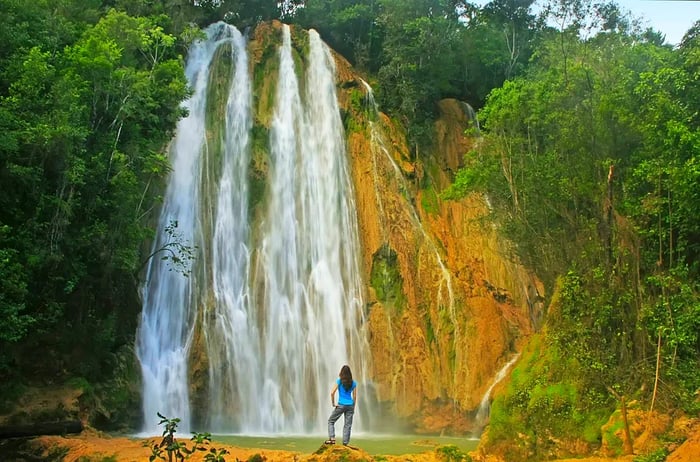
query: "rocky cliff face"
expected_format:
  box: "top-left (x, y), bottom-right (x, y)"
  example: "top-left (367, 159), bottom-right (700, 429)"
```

top-left (313, 30), bottom-right (545, 432)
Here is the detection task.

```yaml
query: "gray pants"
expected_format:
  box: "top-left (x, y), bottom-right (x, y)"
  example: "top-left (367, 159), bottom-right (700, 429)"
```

top-left (328, 404), bottom-right (355, 445)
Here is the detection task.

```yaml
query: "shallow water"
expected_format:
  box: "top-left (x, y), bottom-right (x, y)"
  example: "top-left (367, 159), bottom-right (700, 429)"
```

top-left (213, 434), bottom-right (479, 456)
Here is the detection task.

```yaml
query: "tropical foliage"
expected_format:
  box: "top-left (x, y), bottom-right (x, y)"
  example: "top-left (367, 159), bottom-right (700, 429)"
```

top-left (0, 0), bottom-right (192, 387)
top-left (444, 2), bottom-right (700, 457)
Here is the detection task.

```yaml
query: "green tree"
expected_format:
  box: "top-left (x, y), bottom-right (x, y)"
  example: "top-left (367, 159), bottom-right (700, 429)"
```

top-left (376, 0), bottom-right (466, 150)
top-left (0, 4), bottom-right (188, 384)
top-left (188, 0), bottom-right (289, 28)
top-left (447, 7), bottom-right (700, 455)
top-left (294, 0), bottom-right (383, 71)
top-left (460, 0), bottom-right (542, 107)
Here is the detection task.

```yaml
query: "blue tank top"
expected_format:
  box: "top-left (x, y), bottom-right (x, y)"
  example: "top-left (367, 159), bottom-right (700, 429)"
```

top-left (336, 378), bottom-right (357, 405)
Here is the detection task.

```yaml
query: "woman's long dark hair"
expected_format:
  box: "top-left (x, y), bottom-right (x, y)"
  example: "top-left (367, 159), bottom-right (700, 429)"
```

top-left (339, 365), bottom-right (353, 391)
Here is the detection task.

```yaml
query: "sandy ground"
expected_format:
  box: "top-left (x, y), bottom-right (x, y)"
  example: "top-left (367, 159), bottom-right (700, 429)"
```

top-left (17, 424), bottom-right (699, 462)
top-left (24, 431), bottom-right (458, 461)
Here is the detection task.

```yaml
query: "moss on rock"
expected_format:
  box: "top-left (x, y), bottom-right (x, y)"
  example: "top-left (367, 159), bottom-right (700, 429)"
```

top-left (370, 245), bottom-right (405, 312)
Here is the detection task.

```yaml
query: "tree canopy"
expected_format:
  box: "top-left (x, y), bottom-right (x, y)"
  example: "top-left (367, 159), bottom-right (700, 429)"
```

top-left (0, 0), bottom-right (188, 382)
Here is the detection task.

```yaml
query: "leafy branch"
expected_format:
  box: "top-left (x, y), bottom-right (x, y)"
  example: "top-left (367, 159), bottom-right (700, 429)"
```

top-left (140, 220), bottom-right (197, 277)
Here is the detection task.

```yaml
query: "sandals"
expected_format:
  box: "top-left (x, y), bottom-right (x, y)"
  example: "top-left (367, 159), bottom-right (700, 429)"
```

top-left (324, 439), bottom-right (335, 445)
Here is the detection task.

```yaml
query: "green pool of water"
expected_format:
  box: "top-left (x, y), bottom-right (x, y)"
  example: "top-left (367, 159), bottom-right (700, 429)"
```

top-left (213, 434), bottom-right (479, 456)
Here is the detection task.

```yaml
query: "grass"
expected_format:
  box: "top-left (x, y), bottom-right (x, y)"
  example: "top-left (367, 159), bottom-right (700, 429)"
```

top-left (212, 434), bottom-right (479, 456)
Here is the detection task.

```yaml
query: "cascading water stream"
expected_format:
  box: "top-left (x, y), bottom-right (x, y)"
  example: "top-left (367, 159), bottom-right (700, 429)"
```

top-left (359, 80), bottom-right (459, 389)
top-left (251, 26), bottom-right (369, 433)
top-left (204, 25), bottom-right (255, 433)
top-left (138, 22), bottom-right (370, 436)
top-left (459, 101), bottom-right (481, 135)
top-left (474, 353), bottom-right (520, 433)
top-left (360, 81), bottom-right (454, 314)
top-left (137, 22), bottom-right (238, 434)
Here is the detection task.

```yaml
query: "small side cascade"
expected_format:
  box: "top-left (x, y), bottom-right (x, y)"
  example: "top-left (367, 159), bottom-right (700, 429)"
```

top-left (359, 79), bottom-right (459, 390)
top-left (473, 353), bottom-right (521, 434)
top-left (459, 101), bottom-right (481, 136)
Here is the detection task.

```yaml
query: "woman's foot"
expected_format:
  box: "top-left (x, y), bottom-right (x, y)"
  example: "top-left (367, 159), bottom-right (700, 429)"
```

top-left (324, 439), bottom-right (335, 445)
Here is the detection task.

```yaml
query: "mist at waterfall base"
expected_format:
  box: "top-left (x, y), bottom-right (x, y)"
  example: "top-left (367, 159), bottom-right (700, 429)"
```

top-left (135, 21), bottom-right (383, 437)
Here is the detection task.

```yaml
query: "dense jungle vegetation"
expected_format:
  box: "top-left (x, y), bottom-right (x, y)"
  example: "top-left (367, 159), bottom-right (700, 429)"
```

top-left (0, 0), bottom-right (698, 455)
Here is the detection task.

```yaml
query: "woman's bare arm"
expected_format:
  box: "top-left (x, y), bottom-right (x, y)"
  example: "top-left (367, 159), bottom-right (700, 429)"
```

top-left (330, 383), bottom-right (338, 406)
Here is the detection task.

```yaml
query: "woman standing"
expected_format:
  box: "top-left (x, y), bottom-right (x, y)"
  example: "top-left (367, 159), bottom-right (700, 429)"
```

top-left (325, 365), bottom-right (357, 446)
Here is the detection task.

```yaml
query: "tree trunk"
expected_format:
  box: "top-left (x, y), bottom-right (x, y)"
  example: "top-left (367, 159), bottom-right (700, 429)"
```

top-left (605, 164), bottom-right (614, 265)
top-left (650, 330), bottom-right (662, 416)
top-left (0, 420), bottom-right (83, 439)
top-left (621, 396), bottom-right (634, 455)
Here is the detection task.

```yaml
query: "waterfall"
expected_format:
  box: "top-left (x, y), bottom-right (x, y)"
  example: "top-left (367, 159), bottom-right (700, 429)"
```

top-left (474, 354), bottom-right (520, 432)
top-left (136, 22), bottom-right (236, 434)
top-left (250, 25), bottom-right (368, 433)
top-left (459, 101), bottom-right (481, 135)
top-left (204, 23), bottom-right (254, 433)
top-left (137, 22), bottom-right (369, 436)
top-left (359, 80), bottom-right (454, 316)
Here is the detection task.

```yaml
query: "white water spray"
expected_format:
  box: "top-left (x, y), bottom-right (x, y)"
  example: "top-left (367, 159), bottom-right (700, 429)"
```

top-left (138, 23), bottom-right (369, 435)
